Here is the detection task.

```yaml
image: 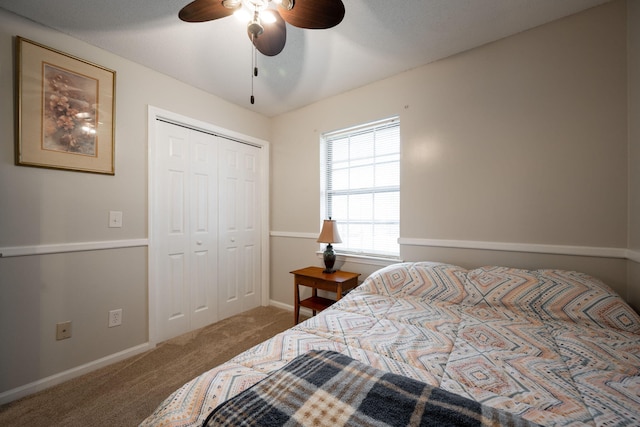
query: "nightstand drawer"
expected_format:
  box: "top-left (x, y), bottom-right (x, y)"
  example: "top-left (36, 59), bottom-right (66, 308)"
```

top-left (295, 275), bottom-right (336, 292)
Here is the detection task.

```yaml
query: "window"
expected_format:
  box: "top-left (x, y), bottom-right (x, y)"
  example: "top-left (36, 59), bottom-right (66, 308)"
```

top-left (321, 117), bottom-right (400, 258)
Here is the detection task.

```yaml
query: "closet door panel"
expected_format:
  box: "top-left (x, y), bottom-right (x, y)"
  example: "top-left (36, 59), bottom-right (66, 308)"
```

top-left (218, 141), bottom-right (261, 319)
top-left (219, 145), bottom-right (242, 319)
top-left (189, 131), bottom-right (218, 330)
top-left (240, 148), bottom-right (261, 308)
top-left (157, 122), bottom-right (191, 340)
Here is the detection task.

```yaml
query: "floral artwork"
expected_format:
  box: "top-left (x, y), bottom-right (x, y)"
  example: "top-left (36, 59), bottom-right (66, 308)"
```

top-left (15, 37), bottom-right (115, 174)
top-left (43, 64), bottom-right (98, 156)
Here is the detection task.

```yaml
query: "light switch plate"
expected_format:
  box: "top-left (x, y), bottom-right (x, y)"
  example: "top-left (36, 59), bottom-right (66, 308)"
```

top-left (109, 211), bottom-right (123, 228)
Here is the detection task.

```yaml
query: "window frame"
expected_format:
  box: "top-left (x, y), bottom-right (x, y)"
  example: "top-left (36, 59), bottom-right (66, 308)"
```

top-left (320, 117), bottom-right (401, 259)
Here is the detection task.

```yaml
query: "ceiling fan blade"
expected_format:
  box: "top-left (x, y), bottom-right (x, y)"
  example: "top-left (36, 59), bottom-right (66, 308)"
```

top-left (179, 0), bottom-right (237, 23)
top-left (278, 0), bottom-right (345, 29)
top-left (249, 11), bottom-right (286, 56)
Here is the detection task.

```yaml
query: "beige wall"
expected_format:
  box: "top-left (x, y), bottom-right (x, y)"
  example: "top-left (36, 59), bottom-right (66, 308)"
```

top-left (270, 0), bottom-right (632, 307)
top-left (0, 9), bottom-right (270, 399)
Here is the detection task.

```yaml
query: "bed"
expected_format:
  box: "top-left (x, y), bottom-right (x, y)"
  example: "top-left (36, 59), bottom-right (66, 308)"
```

top-left (141, 262), bottom-right (640, 426)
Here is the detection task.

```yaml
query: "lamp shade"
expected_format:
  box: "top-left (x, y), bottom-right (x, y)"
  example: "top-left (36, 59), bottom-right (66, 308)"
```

top-left (317, 219), bottom-right (342, 244)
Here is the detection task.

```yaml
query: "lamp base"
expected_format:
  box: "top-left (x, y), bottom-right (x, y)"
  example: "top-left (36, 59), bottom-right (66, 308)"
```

top-left (322, 243), bottom-right (337, 274)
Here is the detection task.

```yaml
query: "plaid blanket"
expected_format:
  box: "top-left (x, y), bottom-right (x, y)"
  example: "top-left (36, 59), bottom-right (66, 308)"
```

top-left (203, 350), bottom-right (539, 427)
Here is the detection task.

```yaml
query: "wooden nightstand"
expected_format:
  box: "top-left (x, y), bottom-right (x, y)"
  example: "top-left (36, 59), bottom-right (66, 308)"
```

top-left (290, 267), bottom-right (360, 324)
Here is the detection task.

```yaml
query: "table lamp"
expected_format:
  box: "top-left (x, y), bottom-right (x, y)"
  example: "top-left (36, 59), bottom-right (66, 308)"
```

top-left (317, 218), bottom-right (342, 273)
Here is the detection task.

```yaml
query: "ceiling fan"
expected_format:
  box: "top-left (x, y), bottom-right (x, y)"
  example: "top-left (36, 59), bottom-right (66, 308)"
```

top-left (178, 0), bottom-right (346, 57)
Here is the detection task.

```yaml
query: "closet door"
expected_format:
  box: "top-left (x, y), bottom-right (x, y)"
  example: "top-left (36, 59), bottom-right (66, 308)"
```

top-left (218, 139), bottom-right (262, 320)
top-left (155, 121), bottom-right (218, 341)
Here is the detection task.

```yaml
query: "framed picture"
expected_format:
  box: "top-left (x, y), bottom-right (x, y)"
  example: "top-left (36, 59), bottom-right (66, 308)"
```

top-left (15, 37), bottom-right (116, 175)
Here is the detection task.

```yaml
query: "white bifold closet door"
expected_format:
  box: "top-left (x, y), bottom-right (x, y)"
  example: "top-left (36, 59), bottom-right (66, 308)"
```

top-left (154, 120), bottom-right (261, 342)
top-left (217, 139), bottom-right (262, 320)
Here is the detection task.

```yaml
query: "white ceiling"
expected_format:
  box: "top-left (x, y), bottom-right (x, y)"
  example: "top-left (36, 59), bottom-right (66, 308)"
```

top-left (0, 0), bottom-right (611, 117)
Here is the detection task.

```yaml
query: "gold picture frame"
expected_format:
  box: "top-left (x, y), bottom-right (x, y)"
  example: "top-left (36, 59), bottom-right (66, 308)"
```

top-left (15, 37), bottom-right (116, 175)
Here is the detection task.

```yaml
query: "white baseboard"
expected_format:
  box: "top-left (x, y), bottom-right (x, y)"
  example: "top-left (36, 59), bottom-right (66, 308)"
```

top-left (0, 342), bottom-right (154, 405)
top-left (268, 299), bottom-right (292, 311)
top-left (269, 300), bottom-right (313, 318)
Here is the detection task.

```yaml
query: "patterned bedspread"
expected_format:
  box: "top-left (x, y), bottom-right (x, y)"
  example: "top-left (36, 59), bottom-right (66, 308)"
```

top-left (141, 262), bottom-right (640, 427)
top-left (204, 350), bottom-right (539, 427)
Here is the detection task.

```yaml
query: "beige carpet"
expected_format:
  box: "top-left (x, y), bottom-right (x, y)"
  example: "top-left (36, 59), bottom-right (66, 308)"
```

top-left (0, 306), bottom-right (297, 426)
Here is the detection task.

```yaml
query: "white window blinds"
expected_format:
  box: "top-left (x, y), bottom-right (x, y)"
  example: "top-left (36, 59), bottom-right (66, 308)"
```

top-left (321, 117), bottom-right (400, 257)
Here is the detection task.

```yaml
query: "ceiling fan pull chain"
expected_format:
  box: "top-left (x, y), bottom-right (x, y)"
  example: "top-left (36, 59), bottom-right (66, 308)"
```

top-left (250, 36), bottom-right (256, 104)
top-left (254, 42), bottom-right (259, 77)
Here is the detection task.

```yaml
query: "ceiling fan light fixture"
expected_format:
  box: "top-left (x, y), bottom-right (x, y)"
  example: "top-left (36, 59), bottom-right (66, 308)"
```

top-left (279, 0), bottom-right (294, 11)
top-left (233, 8), bottom-right (250, 21)
top-left (247, 14), bottom-right (264, 38)
top-left (245, 0), bottom-right (268, 11)
top-left (222, 0), bottom-right (242, 10)
top-left (260, 10), bottom-right (276, 24)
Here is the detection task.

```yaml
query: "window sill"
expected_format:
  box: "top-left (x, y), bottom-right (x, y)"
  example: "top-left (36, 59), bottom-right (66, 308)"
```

top-left (315, 251), bottom-right (402, 267)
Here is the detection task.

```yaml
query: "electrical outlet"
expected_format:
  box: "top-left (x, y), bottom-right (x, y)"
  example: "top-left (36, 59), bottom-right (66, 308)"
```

top-left (108, 309), bottom-right (123, 328)
top-left (56, 321), bottom-right (72, 340)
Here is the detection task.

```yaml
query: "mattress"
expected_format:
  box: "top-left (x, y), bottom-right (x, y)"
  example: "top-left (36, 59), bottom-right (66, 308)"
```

top-left (141, 262), bottom-right (640, 426)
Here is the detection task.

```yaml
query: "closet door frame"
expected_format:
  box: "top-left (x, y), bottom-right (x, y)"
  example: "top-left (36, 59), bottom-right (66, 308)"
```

top-left (147, 106), bottom-right (270, 346)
